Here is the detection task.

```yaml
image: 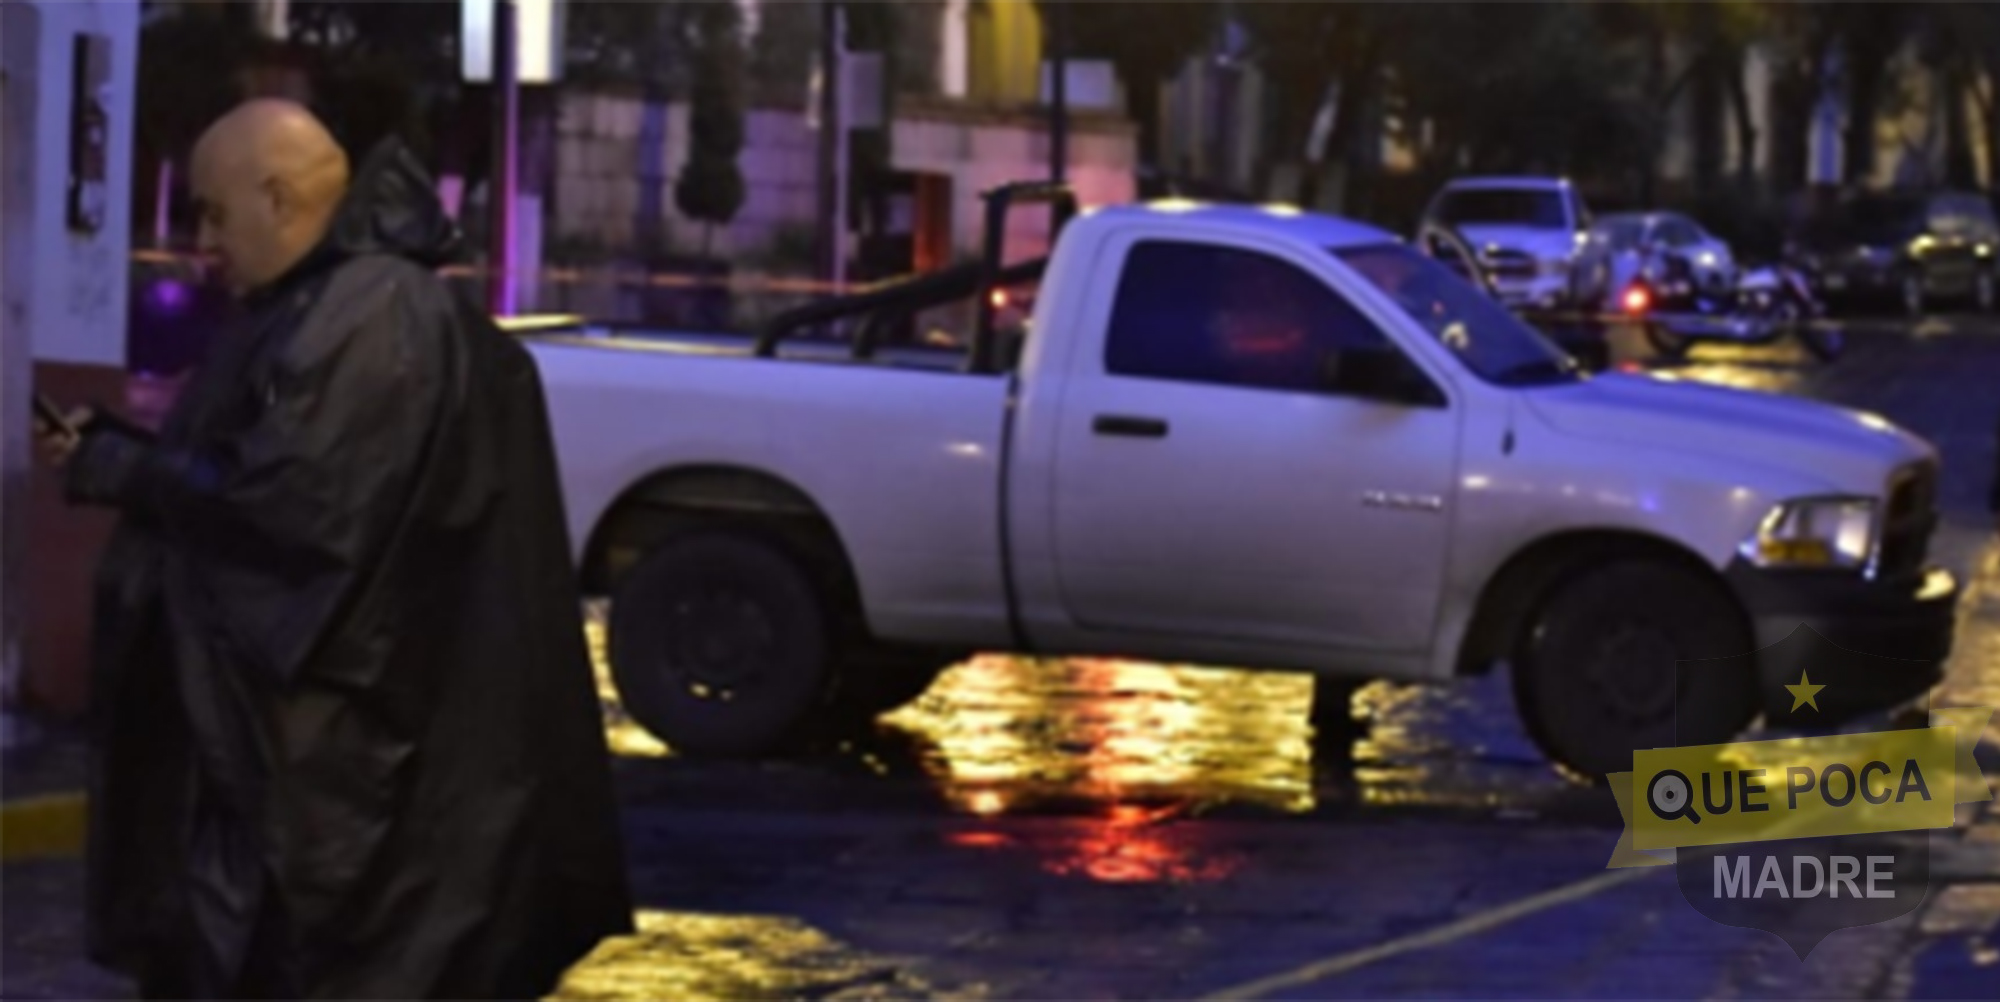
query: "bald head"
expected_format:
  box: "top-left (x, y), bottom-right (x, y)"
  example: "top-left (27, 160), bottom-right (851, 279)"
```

top-left (192, 100), bottom-right (352, 295)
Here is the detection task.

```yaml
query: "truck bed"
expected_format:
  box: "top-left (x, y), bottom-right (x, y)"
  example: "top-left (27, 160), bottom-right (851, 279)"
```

top-left (521, 320), bottom-right (1019, 649)
top-left (519, 324), bottom-right (979, 375)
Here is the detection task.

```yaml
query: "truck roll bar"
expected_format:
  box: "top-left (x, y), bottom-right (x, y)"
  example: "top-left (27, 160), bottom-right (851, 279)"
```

top-left (752, 181), bottom-right (1076, 373)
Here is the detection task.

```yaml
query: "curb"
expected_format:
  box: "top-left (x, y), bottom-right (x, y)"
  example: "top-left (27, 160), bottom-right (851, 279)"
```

top-left (0, 793), bottom-right (87, 862)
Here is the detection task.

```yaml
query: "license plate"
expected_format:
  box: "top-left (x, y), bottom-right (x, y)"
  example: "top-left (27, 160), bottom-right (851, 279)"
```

top-left (1823, 274), bottom-right (1848, 291)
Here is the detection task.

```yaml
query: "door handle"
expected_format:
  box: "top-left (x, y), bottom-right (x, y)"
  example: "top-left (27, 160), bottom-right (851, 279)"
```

top-left (1093, 414), bottom-right (1170, 438)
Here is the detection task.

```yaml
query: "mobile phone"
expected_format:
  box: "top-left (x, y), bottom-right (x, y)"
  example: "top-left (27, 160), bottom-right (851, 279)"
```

top-left (33, 393), bottom-right (79, 442)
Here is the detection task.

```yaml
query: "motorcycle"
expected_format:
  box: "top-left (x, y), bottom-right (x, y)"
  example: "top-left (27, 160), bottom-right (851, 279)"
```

top-left (1619, 245), bottom-right (1842, 362)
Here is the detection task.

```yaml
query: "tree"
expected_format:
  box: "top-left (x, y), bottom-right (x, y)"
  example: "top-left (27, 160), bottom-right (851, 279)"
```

top-left (136, 4), bottom-right (259, 163)
top-left (748, 0), bottom-right (820, 107)
top-left (1827, 2), bottom-right (1920, 185)
top-left (1927, 2), bottom-right (2000, 189)
top-left (1033, 1), bottom-right (1220, 168)
top-left (1238, 2), bottom-right (1370, 207)
top-left (674, 0), bottom-right (748, 257)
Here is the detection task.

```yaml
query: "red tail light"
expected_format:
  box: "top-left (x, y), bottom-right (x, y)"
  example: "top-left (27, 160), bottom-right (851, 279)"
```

top-left (1620, 285), bottom-right (1651, 315)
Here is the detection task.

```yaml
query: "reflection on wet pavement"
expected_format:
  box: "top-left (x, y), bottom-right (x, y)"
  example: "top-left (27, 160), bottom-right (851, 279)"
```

top-left (884, 656), bottom-right (1317, 815)
top-left (586, 606), bottom-right (670, 759)
top-left (551, 910), bottom-right (974, 1001)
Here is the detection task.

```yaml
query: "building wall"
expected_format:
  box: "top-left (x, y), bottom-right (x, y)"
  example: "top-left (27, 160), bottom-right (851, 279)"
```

top-left (892, 100), bottom-right (1137, 259)
top-left (968, 0), bottom-right (1042, 106)
top-left (549, 88), bottom-right (1136, 265)
top-left (1, 0), bottom-right (139, 366)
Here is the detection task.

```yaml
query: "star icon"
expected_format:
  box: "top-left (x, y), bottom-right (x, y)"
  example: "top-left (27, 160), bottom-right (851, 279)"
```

top-left (1785, 670), bottom-right (1826, 713)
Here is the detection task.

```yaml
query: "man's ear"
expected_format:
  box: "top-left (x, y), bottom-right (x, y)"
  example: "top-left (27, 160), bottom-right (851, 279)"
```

top-left (263, 176), bottom-right (295, 224)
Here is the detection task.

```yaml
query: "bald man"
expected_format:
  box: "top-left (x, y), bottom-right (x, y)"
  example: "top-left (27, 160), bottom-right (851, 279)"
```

top-left (45, 101), bottom-right (632, 999)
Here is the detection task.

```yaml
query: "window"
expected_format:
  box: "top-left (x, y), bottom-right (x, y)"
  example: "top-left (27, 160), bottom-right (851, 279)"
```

top-left (1430, 188), bottom-right (1570, 230)
top-left (1568, 191), bottom-right (1592, 231)
top-left (1337, 243), bottom-right (1577, 386)
top-left (1658, 218), bottom-right (1701, 247)
top-left (1962, 197), bottom-right (1998, 239)
top-left (1928, 198), bottom-right (1967, 238)
top-left (1595, 218), bottom-right (1647, 251)
top-left (1105, 242), bottom-right (1390, 394)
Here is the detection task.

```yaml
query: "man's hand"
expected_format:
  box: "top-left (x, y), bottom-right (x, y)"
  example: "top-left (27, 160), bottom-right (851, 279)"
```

top-left (33, 407), bottom-right (92, 467)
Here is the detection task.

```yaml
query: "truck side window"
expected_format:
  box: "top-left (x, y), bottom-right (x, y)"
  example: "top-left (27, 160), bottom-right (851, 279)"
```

top-left (1105, 241), bottom-right (1390, 394)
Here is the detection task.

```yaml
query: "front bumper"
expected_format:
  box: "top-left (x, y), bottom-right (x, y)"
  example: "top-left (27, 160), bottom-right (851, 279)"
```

top-left (1724, 560), bottom-right (1959, 721)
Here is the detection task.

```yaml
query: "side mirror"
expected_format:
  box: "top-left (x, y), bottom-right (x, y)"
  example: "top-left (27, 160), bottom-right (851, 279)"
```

top-left (1319, 347), bottom-right (1444, 407)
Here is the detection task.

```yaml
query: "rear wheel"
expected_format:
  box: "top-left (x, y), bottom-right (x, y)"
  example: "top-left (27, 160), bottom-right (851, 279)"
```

top-left (609, 533), bottom-right (834, 757)
top-left (1511, 560), bottom-right (1757, 780)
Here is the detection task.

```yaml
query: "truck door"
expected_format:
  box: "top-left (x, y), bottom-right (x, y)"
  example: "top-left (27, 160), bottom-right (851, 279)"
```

top-left (1047, 236), bottom-right (1459, 655)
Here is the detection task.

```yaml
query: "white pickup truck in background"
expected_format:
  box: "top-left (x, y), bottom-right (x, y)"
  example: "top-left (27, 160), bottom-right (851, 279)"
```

top-left (519, 185), bottom-right (1958, 778)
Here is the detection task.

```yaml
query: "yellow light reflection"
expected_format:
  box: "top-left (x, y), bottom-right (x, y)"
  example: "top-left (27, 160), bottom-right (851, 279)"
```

top-left (550, 909), bottom-right (957, 1000)
top-left (586, 608), bottom-right (671, 758)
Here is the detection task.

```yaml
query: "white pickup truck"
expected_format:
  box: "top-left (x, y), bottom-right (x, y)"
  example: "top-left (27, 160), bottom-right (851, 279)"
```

top-left (520, 186), bottom-right (1958, 778)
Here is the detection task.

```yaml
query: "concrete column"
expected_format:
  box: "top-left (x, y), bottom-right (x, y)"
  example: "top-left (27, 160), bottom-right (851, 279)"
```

top-left (1, 9), bottom-right (25, 747)
top-left (0, 0), bottom-right (138, 743)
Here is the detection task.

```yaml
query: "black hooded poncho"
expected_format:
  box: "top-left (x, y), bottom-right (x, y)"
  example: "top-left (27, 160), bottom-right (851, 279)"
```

top-left (67, 140), bottom-right (633, 998)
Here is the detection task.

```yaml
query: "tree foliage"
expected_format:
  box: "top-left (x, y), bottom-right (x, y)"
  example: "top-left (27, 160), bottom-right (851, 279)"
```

top-left (1033, 0), bottom-right (1220, 163)
top-left (674, 0), bottom-right (748, 253)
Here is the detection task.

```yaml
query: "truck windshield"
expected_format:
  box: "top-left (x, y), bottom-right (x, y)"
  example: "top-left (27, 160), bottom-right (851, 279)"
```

top-left (1335, 244), bottom-right (1580, 386)
top-left (1431, 189), bottom-right (1569, 230)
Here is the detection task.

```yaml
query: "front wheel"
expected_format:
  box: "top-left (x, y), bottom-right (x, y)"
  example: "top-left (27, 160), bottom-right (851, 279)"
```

top-left (1511, 560), bottom-right (1757, 780)
top-left (1643, 322), bottom-right (1690, 360)
top-left (823, 649), bottom-right (958, 725)
top-left (1975, 269), bottom-right (1996, 313)
top-left (609, 533), bottom-right (835, 757)
top-left (1796, 321), bottom-right (1844, 362)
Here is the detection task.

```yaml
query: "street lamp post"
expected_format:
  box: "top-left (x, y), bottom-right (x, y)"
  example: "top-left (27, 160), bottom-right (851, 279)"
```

top-left (816, 0), bottom-right (846, 289)
top-left (1048, 0), bottom-right (1067, 185)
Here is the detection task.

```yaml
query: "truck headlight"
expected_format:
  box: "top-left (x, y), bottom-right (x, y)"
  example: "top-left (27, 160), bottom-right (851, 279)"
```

top-left (1739, 497), bottom-right (1877, 571)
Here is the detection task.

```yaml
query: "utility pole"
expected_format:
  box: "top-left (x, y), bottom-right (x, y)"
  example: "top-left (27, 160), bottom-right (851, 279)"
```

top-left (487, 0), bottom-right (519, 316)
top-left (1048, 0), bottom-right (1068, 186)
top-left (816, 0), bottom-right (846, 289)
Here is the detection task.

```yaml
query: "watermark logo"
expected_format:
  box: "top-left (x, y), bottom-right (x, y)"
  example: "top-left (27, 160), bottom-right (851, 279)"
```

top-left (1606, 626), bottom-right (1993, 958)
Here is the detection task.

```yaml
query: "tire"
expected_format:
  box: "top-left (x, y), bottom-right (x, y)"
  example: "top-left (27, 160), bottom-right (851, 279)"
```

top-left (1975, 269), bottom-right (1996, 313)
top-left (1643, 322), bottom-right (1690, 360)
top-left (1511, 560), bottom-right (1757, 780)
top-left (1899, 270), bottom-right (1926, 320)
top-left (823, 649), bottom-right (956, 724)
top-left (1796, 322), bottom-right (1844, 362)
top-left (608, 532), bottom-right (834, 757)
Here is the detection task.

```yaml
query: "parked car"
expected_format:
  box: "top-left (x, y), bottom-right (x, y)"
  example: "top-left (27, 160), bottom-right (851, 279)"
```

top-left (1786, 189), bottom-right (2000, 317)
top-left (520, 186), bottom-right (1956, 780)
top-left (1589, 211), bottom-right (1737, 299)
top-left (1418, 176), bottom-right (1598, 310)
